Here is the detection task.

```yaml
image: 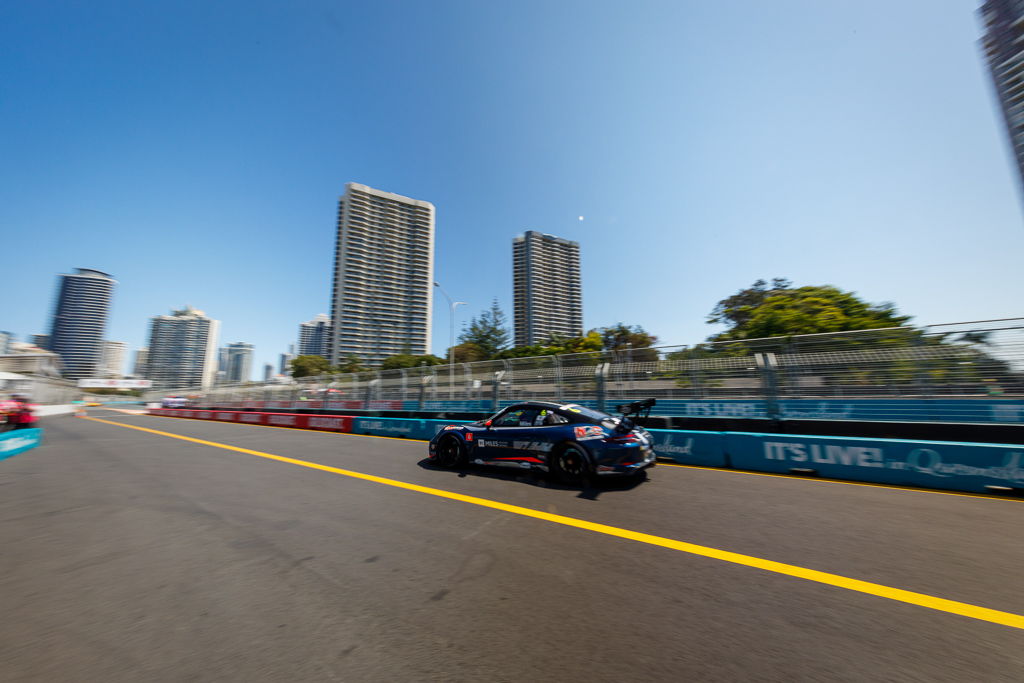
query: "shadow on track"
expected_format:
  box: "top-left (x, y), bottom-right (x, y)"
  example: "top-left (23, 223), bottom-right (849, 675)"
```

top-left (416, 459), bottom-right (649, 500)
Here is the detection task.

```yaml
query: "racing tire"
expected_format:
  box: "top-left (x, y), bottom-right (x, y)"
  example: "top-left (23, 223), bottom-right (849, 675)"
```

top-left (435, 435), bottom-right (466, 469)
top-left (550, 443), bottom-right (592, 486)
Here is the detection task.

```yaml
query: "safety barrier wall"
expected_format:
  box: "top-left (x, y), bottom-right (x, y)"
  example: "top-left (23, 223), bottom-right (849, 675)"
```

top-left (180, 398), bottom-right (1024, 424)
top-left (148, 408), bottom-right (1024, 494)
top-left (0, 428), bottom-right (44, 461)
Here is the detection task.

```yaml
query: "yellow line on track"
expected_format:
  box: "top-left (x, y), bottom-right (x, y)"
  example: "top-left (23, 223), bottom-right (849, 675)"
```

top-left (136, 412), bottom-right (1021, 505)
top-left (80, 414), bottom-right (1024, 631)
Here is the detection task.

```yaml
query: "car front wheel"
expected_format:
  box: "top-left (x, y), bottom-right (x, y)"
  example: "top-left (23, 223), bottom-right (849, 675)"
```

top-left (435, 435), bottom-right (466, 468)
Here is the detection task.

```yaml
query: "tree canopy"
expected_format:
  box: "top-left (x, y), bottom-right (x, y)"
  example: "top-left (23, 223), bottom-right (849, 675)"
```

top-left (290, 354), bottom-right (332, 378)
top-left (595, 323), bottom-right (658, 350)
top-left (707, 279), bottom-right (911, 341)
top-left (380, 353), bottom-right (446, 370)
top-left (458, 300), bottom-right (510, 357)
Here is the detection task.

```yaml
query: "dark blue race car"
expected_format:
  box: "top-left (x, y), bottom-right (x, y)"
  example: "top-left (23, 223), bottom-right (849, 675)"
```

top-left (427, 399), bottom-right (657, 484)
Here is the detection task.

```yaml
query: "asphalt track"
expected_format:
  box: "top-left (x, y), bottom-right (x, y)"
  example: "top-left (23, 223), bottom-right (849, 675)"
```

top-left (1, 410), bottom-right (1022, 682)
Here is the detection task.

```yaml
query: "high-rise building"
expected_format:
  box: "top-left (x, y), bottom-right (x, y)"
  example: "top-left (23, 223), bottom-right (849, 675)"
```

top-left (100, 341), bottom-right (127, 377)
top-left (47, 268), bottom-right (116, 379)
top-left (279, 344), bottom-right (294, 376)
top-left (0, 332), bottom-right (12, 355)
top-left (144, 306), bottom-right (220, 389)
top-left (132, 348), bottom-right (148, 377)
top-left (980, 0), bottom-right (1024, 194)
top-left (30, 334), bottom-right (50, 350)
top-left (329, 183), bottom-right (434, 366)
top-left (298, 314), bottom-right (331, 359)
top-left (512, 231), bottom-right (583, 347)
top-left (223, 342), bottom-right (253, 383)
top-left (263, 363), bottom-right (273, 382)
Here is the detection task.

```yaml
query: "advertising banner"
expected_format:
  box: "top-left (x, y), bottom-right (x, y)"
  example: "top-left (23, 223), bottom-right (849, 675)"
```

top-left (648, 429), bottom-right (727, 467)
top-left (725, 432), bottom-right (1024, 493)
top-left (78, 379), bottom-right (152, 388)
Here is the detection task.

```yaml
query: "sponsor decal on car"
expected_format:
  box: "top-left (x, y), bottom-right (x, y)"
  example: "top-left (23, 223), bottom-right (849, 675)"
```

top-left (443, 425), bottom-right (462, 430)
top-left (478, 439), bottom-right (510, 448)
top-left (513, 440), bottom-right (553, 452)
top-left (573, 425), bottom-right (604, 440)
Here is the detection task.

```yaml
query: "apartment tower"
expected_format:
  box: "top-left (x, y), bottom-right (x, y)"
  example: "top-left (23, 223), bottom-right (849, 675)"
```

top-left (512, 231), bottom-right (583, 347)
top-left (144, 306), bottom-right (220, 389)
top-left (980, 0), bottom-right (1024, 195)
top-left (47, 268), bottom-right (117, 379)
top-left (298, 314), bottom-right (331, 359)
top-left (329, 183), bottom-right (434, 366)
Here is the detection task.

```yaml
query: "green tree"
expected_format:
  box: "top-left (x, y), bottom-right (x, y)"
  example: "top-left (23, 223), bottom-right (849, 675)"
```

top-left (595, 324), bottom-right (658, 351)
top-left (380, 353), bottom-right (446, 370)
top-left (449, 342), bottom-right (489, 363)
top-left (334, 354), bottom-right (364, 374)
top-left (290, 354), bottom-right (332, 378)
top-left (707, 279), bottom-right (911, 341)
top-left (458, 299), bottom-right (510, 358)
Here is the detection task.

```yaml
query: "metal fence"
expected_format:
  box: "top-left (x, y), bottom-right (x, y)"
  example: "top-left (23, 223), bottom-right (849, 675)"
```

top-left (148, 319), bottom-right (1024, 424)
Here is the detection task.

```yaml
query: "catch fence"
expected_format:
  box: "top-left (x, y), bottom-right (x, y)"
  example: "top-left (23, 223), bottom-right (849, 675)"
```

top-left (150, 319), bottom-right (1024, 424)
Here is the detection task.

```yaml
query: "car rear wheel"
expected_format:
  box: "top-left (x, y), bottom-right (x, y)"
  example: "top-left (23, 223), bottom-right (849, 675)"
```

top-left (435, 435), bottom-right (466, 468)
top-left (551, 443), bottom-right (591, 486)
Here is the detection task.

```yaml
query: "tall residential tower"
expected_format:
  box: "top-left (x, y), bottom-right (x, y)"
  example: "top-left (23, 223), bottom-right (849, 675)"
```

top-left (47, 268), bottom-right (116, 379)
top-left (298, 314), bottom-right (331, 359)
top-left (980, 0), bottom-right (1024, 195)
top-left (144, 306), bottom-right (220, 389)
top-left (329, 183), bottom-right (434, 366)
top-left (513, 231), bottom-right (582, 347)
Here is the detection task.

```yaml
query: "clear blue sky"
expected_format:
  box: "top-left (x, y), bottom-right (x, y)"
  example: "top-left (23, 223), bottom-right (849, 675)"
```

top-left (3, 0), bottom-right (1022, 379)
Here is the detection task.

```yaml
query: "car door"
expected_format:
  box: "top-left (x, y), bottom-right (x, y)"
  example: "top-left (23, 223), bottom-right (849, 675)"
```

top-left (477, 406), bottom-right (540, 463)
top-left (509, 408), bottom-right (568, 465)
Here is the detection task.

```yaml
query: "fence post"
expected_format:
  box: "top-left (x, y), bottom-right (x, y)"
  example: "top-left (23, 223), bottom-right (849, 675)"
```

top-left (756, 352), bottom-right (781, 422)
top-left (491, 370), bottom-right (506, 413)
top-left (553, 355), bottom-right (563, 403)
top-left (417, 374), bottom-right (433, 411)
top-left (595, 362), bottom-right (610, 412)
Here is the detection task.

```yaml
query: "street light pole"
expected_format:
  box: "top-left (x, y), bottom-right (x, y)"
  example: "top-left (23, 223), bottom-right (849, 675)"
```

top-left (433, 282), bottom-right (466, 401)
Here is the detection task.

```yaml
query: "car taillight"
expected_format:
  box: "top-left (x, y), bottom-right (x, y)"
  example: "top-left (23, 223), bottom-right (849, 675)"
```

top-left (603, 434), bottom-right (639, 444)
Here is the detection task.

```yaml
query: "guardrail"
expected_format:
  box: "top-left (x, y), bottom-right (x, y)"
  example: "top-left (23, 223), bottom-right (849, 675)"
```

top-left (148, 408), bottom-right (1024, 495)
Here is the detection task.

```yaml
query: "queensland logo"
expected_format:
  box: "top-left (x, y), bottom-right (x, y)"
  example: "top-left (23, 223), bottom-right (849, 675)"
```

top-left (239, 414), bottom-right (261, 423)
top-left (657, 437), bottom-right (693, 456)
top-left (268, 415), bottom-right (296, 426)
top-left (216, 412), bottom-right (234, 421)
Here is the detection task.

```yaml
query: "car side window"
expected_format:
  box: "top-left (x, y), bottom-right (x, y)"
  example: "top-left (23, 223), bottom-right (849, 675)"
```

top-left (544, 412), bottom-right (569, 425)
top-left (493, 408), bottom-right (539, 427)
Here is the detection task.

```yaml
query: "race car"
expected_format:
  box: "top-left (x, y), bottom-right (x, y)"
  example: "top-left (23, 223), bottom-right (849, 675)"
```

top-left (427, 399), bottom-right (657, 484)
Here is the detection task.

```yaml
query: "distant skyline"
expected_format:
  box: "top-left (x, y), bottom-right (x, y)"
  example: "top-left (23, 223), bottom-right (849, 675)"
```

top-left (4, 1), bottom-right (1023, 377)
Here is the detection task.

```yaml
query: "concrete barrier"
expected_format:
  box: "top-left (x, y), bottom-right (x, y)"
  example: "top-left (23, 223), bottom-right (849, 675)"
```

top-left (35, 405), bottom-right (77, 417)
top-left (725, 432), bottom-right (1024, 493)
top-left (147, 408), bottom-right (1024, 494)
top-left (0, 428), bottom-right (43, 461)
